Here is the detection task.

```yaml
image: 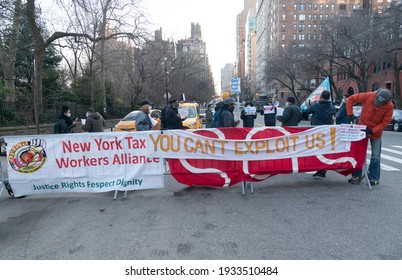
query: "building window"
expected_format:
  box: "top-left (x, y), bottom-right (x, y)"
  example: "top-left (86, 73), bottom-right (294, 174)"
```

top-left (293, 34), bottom-right (297, 40)
top-left (320, 4), bottom-right (324, 10)
top-left (314, 4), bottom-right (318, 10)
top-left (326, 4), bottom-right (329, 10)
top-left (299, 4), bottom-right (306, 10)
top-left (308, 24), bottom-right (312, 31)
top-left (299, 14), bottom-right (305, 21)
top-left (282, 34), bottom-right (286, 41)
top-left (282, 24), bottom-right (286, 32)
top-left (313, 14), bottom-right (317, 21)
top-left (299, 24), bottom-right (305, 31)
top-left (294, 14), bottom-right (297, 20)
top-left (308, 4), bottom-right (312, 10)
top-left (293, 24), bottom-right (297, 31)
top-left (282, 4), bottom-right (286, 11)
top-left (340, 4), bottom-right (346, 11)
top-left (319, 14), bottom-right (323, 20)
top-left (308, 14), bottom-right (312, 20)
top-left (282, 14), bottom-right (286, 21)
top-left (294, 4), bottom-right (297, 10)
top-left (331, 4), bottom-right (335, 11)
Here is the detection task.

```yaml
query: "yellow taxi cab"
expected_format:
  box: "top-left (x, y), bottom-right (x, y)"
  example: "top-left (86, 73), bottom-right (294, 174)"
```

top-left (178, 102), bottom-right (202, 129)
top-left (114, 109), bottom-right (161, 132)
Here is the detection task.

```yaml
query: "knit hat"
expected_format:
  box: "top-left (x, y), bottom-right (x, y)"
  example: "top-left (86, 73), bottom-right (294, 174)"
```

top-left (374, 89), bottom-right (391, 107)
top-left (223, 98), bottom-right (235, 105)
top-left (141, 100), bottom-right (151, 106)
top-left (222, 92), bottom-right (230, 99)
top-left (286, 96), bottom-right (296, 104)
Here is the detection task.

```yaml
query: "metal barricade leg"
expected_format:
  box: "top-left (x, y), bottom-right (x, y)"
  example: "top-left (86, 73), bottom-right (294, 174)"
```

top-left (241, 181), bottom-right (246, 195)
top-left (249, 182), bottom-right (254, 194)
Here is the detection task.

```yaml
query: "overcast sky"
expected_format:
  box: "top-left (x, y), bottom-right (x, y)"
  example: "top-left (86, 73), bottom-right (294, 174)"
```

top-left (142, 0), bottom-right (244, 93)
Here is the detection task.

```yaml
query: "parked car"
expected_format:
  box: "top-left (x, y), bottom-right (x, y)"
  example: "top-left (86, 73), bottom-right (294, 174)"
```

top-left (114, 109), bottom-right (161, 132)
top-left (386, 109), bottom-right (402, 132)
top-left (178, 102), bottom-right (202, 129)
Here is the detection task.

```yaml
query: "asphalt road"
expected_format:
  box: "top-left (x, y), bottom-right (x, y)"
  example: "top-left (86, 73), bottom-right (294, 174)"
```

top-left (1, 118), bottom-right (402, 260)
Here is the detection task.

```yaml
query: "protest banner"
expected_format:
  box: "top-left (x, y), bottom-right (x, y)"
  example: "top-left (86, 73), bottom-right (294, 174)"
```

top-left (4, 132), bottom-right (164, 197)
top-left (163, 127), bottom-right (368, 187)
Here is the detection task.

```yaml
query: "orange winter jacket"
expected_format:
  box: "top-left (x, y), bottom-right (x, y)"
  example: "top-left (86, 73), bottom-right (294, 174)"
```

top-left (346, 92), bottom-right (393, 139)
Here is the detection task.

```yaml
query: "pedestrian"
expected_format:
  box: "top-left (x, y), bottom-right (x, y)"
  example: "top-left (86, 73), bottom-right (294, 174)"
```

top-left (335, 92), bottom-right (353, 124)
top-left (240, 101), bottom-right (257, 128)
top-left (304, 90), bottom-right (336, 178)
top-left (346, 88), bottom-right (393, 185)
top-left (135, 100), bottom-right (154, 131)
top-left (260, 96), bottom-right (277, 126)
top-left (276, 96), bottom-right (302, 126)
top-left (220, 98), bottom-right (240, 127)
top-left (55, 105), bottom-right (78, 133)
top-left (82, 108), bottom-right (105, 132)
top-left (205, 104), bottom-right (214, 128)
top-left (165, 99), bottom-right (184, 130)
top-left (211, 101), bottom-right (223, 128)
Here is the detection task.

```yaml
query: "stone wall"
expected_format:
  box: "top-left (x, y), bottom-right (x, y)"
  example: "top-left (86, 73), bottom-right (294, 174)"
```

top-left (0, 119), bottom-right (120, 137)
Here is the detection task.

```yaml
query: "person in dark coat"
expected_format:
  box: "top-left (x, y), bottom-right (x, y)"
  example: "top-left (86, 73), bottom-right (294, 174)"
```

top-left (220, 98), bottom-right (240, 127)
top-left (205, 104), bottom-right (214, 128)
top-left (335, 92), bottom-right (353, 124)
top-left (305, 90), bottom-right (336, 126)
top-left (165, 99), bottom-right (184, 130)
top-left (82, 108), bottom-right (105, 132)
top-left (57, 105), bottom-right (78, 133)
top-left (276, 96), bottom-right (302, 126)
top-left (260, 96), bottom-right (277, 126)
top-left (304, 90), bottom-right (336, 178)
top-left (240, 101), bottom-right (257, 128)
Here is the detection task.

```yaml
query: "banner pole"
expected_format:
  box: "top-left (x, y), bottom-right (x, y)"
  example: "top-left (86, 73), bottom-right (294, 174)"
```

top-left (362, 154), bottom-right (372, 190)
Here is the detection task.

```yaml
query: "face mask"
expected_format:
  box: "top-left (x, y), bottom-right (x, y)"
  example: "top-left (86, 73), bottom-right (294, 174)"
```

top-left (67, 113), bottom-right (71, 117)
top-left (148, 105), bottom-right (152, 110)
top-left (86, 112), bottom-right (90, 118)
top-left (285, 102), bottom-right (290, 107)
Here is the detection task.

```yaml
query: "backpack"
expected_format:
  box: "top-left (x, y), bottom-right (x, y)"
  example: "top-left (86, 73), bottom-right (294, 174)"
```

top-left (54, 119), bottom-right (68, 134)
top-left (54, 121), bottom-right (62, 134)
top-left (211, 108), bottom-right (222, 128)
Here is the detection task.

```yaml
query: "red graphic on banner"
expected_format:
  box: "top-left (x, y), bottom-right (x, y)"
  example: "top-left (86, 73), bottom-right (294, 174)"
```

top-left (168, 127), bottom-right (368, 187)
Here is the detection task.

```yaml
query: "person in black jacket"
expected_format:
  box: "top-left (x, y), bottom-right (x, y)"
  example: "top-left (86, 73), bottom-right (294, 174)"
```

top-left (57, 105), bottom-right (78, 133)
top-left (165, 99), bottom-right (184, 130)
top-left (304, 90), bottom-right (336, 178)
top-left (260, 96), bottom-right (277, 126)
top-left (276, 96), bottom-right (302, 126)
top-left (240, 101), bottom-right (257, 128)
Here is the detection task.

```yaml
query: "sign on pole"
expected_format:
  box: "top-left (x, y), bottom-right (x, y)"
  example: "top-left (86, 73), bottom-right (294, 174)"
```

top-left (231, 78), bottom-right (241, 94)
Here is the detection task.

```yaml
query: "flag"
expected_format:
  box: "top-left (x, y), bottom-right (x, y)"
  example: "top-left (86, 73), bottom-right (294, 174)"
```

top-left (300, 77), bottom-right (332, 111)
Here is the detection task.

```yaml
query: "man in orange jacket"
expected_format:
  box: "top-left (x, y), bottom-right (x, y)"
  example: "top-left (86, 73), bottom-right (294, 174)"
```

top-left (346, 88), bottom-right (393, 185)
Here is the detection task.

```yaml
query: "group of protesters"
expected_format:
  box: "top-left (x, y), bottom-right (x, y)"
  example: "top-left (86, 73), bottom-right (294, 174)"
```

top-left (58, 86), bottom-right (393, 187)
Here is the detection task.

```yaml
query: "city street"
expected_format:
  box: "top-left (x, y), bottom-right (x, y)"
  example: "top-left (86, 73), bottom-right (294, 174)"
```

top-left (1, 117), bottom-right (402, 260)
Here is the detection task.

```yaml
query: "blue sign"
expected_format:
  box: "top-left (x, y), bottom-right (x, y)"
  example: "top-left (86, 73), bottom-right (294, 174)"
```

top-left (231, 78), bottom-right (241, 94)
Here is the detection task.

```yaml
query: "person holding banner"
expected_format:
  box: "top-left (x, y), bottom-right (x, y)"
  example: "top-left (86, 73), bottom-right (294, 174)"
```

top-left (304, 90), bottom-right (336, 178)
top-left (346, 89), bottom-right (393, 185)
top-left (335, 92), bottom-right (353, 124)
top-left (260, 96), bottom-right (277, 126)
top-left (136, 100), bottom-right (154, 131)
top-left (82, 108), bottom-right (105, 133)
top-left (276, 96), bottom-right (302, 126)
top-left (240, 101), bottom-right (257, 128)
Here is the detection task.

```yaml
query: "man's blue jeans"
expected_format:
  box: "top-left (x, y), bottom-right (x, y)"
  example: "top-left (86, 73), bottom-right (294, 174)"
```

top-left (352, 138), bottom-right (382, 181)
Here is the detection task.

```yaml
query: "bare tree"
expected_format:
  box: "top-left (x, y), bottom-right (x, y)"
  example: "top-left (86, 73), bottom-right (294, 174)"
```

top-left (26, 0), bottom-right (145, 131)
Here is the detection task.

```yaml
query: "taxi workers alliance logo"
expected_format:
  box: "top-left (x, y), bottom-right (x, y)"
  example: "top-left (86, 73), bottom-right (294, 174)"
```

top-left (8, 138), bottom-right (47, 174)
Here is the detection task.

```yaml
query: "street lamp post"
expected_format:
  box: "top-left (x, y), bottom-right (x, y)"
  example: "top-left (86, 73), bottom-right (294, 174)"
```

top-left (164, 57), bottom-right (169, 105)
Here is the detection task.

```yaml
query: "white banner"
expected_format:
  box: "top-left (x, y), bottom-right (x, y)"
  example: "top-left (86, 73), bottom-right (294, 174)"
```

top-left (147, 126), bottom-right (364, 161)
top-left (5, 132), bottom-right (164, 197)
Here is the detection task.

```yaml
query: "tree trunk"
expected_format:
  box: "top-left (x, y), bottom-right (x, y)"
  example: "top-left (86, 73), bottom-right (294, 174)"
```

top-left (3, 0), bottom-right (22, 99)
top-left (27, 0), bottom-right (44, 133)
top-left (393, 53), bottom-right (402, 108)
